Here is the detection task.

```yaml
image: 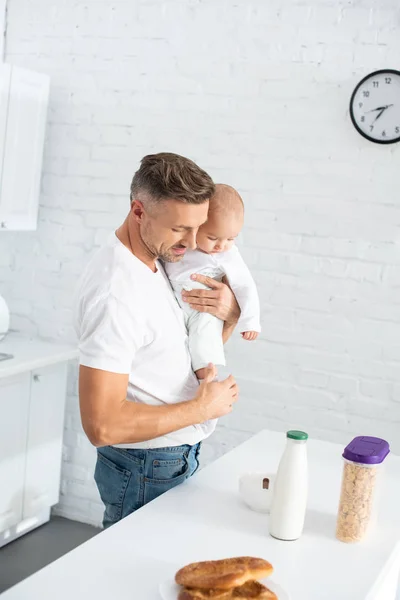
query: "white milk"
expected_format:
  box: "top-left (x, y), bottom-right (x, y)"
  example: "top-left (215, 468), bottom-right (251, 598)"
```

top-left (269, 430), bottom-right (308, 541)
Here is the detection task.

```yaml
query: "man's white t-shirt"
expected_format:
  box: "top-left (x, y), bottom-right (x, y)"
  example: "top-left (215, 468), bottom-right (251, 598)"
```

top-left (74, 233), bottom-right (216, 449)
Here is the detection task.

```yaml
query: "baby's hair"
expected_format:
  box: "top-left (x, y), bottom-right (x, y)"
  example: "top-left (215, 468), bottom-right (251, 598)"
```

top-left (209, 184), bottom-right (244, 218)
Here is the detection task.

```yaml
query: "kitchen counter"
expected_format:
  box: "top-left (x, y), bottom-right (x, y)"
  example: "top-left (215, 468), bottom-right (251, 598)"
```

top-left (2, 430), bottom-right (400, 599)
top-left (0, 334), bottom-right (77, 379)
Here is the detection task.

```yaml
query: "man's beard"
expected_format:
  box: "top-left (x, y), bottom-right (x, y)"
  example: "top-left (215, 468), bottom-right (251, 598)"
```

top-left (139, 226), bottom-right (184, 263)
top-left (159, 247), bottom-right (185, 263)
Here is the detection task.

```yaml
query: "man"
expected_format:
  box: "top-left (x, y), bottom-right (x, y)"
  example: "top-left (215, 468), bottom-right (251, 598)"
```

top-left (75, 153), bottom-right (240, 528)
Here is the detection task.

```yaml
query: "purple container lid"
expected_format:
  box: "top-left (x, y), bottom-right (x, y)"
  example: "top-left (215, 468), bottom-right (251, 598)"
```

top-left (343, 436), bottom-right (390, 465)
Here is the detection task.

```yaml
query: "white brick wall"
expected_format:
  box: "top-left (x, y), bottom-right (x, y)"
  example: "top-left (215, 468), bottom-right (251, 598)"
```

top-left (0, 0), bottom-right (399, 527)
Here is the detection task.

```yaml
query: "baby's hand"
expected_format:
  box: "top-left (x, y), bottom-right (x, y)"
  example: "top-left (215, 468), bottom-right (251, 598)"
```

top-left (241, 331), bottom-right (259, 341)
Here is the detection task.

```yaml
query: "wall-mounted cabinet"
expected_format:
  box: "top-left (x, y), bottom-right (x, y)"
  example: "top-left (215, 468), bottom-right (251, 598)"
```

top-left (0, 64), bottom-right (50, 231)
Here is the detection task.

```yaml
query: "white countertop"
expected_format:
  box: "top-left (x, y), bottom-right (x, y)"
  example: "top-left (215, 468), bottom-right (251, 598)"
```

top-left (2, 430), bottom-right (400, 599)
top-left (0, 334), bottom-right (78, 378)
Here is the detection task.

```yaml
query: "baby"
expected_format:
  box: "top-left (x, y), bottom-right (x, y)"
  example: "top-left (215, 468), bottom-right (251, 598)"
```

top-left (165, 184), bottom-right (261, 380)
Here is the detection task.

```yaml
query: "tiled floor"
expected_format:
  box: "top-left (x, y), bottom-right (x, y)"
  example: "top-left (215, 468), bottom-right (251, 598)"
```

top-left (0, 516), bottom-right (100, 594)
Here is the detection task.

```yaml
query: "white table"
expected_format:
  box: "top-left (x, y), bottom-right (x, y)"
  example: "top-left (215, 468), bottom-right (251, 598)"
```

top-left (2, 430), bottom-right (400, 599)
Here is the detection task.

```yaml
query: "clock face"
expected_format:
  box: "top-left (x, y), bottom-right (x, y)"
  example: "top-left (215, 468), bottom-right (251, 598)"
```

top-left (350, 69), bottom-right (400, 144)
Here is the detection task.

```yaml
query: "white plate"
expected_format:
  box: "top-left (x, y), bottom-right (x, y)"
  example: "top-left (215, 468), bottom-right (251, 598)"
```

top-left (159, 578), bottom-right (290, 599)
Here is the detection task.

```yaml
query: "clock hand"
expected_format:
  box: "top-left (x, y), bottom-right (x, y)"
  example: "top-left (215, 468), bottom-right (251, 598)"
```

top-left (367, 104), bottom-right (394, 113)
top-left (372, 104), bottom-right (394, 124)
top-left (368, 106), bottom-right (387, 112)
top-left (373, 108), bottom-right (386, 123)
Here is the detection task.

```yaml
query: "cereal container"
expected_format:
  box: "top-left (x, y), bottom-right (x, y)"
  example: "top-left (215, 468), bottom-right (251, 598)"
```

top-left (336, 436), bottom-right (390, 543)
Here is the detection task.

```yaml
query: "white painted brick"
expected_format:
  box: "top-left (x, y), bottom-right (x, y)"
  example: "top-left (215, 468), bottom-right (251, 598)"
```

top-left (88, 176), bottom-right (128, 196)
top-left (347, 415), bottom-right (400, 454)
top-left (285, 405), bottom-right (350, 433)
top-left (391, 385), bottom-right (400, 403)
top-left (59, 245), bottom-right (87, 261)
top-left (63, 480), bottom-right (101, 503)
top-left (383, 266), bottom-right (400, 286)
top-left (38, 221), bottom-right (95, 249)
top-left (329, 375), bottom-right (358, 395)
top-left (45, 142), bottom-right (91, 161)
top-left (87, 502), bottom-right (104, 528)
top-left (223, 401), bottom-right (286, 435)
top-left (364, 243), bottom-right (400, 265)
top-left (383, 346), bottom-right (400, 362)
top-left (297, 369), bottom-right (329, 389)
top-left (54, 494), bottom-right (91, 517)
top-left (245, 232), bottom-right (300, 252)
top-left (359, 379), bottom-right (392, 401)
top-left (68, 437), bottom-right (98, 471)
top-left (94, 228), bottom-right (113, 247)
top-left (42, 209), bottom-right (83, 228)
top-left (2, 0), bottom-right (399, 527)
top-left (84, 212), bottom-right (119, 229)
top-left (323, 44), bottom-right (354, 64)
top-left (61, 462), bottom-right (88, 483)
top-left (294, 311), bottom-right (354, 337)
top-left (339, 7), bottom-right (373, 28)
top-left (353, 43), bottom-right (388, 69)
top-left (91, 145), bottom-right (132, 162)
top-left (63, 195), bottom-right (114, 213)
top-left (202, 425), bottom-right (254, 465)
top-left (11, 298), bottom-right (33, 316)
top-left (347, 262), bottom-right (382, 284)
top-left (339, 337), bottom-right (382, 362)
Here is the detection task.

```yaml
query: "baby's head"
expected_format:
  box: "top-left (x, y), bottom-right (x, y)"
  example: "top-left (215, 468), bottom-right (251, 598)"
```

top-left (196, 184), bottom-right (244, 254)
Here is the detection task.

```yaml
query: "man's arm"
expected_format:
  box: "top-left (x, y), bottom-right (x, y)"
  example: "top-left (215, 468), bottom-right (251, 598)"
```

top-left (76, 288), bottom-right (238, 447)
top-left (79, 364), bottom-right (238, 447)
top-left (222, 319), bottom-right (237, 344)
top-left (181, 274), bottom-right (240, 344)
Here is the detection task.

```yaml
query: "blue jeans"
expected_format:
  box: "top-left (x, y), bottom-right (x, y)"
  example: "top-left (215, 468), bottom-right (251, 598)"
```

top-left (94, 443), bottom-right (201, 528)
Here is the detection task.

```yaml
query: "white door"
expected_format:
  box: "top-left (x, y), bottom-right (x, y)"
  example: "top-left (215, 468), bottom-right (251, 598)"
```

top-left (23, 363), bottom-right (68, 519)
top-left (0, 65), bottom-right (50, 231)
top-left (0, 373), bottom-right (30, 531)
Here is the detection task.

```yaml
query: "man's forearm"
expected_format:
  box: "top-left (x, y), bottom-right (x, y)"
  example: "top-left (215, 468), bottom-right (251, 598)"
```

top-left (113, 398), bottom-right (204, 446)
top-left (222, 319), bottom-right (237, 343)
top-left (79, 365), bottom-right (205, 447)
top-left (84, 396), bottom-right (203, 447)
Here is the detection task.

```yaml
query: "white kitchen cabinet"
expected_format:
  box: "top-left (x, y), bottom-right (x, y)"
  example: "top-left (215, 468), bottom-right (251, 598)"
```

top-left (0, 65), bottom-right (50, 231)
top-left (23, 363), bottom-right (68, 520)
top-left (0, 335), bottom-right (77, 547)
top-left (0, 372), bottom-right (30, 532)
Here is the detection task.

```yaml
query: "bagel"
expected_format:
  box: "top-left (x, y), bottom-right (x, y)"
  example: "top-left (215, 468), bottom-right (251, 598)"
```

top-left (175, 557), bottom-right (273, 591)
top-left (178, 580), bottom-right (277, 600)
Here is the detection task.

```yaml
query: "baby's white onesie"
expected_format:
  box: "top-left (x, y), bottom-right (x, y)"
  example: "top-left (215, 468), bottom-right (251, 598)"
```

top-left (164, 246), bottom-right (261, 372)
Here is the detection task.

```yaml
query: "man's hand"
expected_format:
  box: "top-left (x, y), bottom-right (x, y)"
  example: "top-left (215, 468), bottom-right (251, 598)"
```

top-left (181, 274), bottom-right (240, 325)
top-left (193, 363), bottom-right (239, 421)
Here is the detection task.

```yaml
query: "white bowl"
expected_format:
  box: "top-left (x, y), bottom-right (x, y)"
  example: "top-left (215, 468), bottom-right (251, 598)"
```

top-left (239, 472), bottom-right (275, 513)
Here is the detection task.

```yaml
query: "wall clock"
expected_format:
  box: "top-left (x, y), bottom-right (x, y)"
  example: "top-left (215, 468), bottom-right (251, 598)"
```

top-left (350, 69), bottom-right (400, 144)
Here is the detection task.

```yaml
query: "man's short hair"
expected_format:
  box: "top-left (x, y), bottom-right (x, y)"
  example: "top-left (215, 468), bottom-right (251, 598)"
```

top-left (130, 152), bottom-right (215, 207)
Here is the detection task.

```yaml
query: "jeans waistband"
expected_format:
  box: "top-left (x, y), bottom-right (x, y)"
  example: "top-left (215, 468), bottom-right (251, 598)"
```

top-left (118, 443), bottom-right (199, 457)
